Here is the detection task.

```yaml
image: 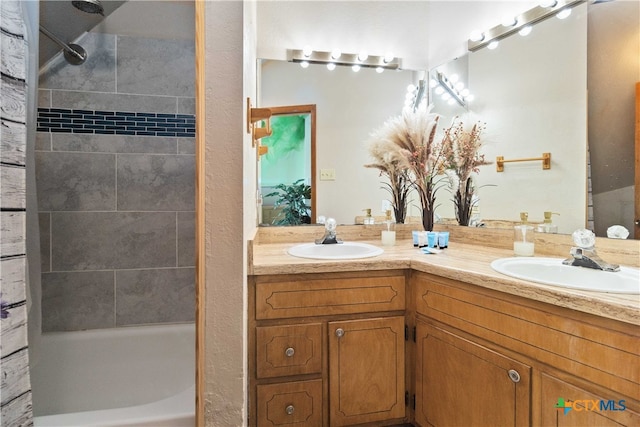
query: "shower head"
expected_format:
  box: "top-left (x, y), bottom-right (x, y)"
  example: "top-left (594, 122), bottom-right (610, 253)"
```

top-left (71, 0), bottom-right (104, 16)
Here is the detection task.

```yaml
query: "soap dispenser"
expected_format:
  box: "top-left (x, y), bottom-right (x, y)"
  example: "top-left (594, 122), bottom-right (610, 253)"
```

top-left (381, 209), bottom-right (396, 246)
top-left (513, 212), bottom-right (534, 256)
top-left (536, 211), bottom-right (559, 233)
top-left (363, 209), bottom-right (375, 225)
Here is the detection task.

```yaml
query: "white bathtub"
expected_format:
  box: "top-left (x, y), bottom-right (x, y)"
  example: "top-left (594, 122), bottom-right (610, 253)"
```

top-left (31, 323), bottom-right (195, 427)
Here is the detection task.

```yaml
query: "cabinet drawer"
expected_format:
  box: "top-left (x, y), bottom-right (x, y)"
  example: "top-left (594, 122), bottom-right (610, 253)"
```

top-left (256, 379), bottom-right (323, 427)
top-left (256, 275), bottom-right (405, 319)
top-left (256, 323), bottom-right (322, 378)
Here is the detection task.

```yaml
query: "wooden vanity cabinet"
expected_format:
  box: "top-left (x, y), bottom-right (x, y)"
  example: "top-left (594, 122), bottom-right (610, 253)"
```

top-left (411, 271), bottom-right (639, 427)
top-left (249, 271), bottom-right (408, 427)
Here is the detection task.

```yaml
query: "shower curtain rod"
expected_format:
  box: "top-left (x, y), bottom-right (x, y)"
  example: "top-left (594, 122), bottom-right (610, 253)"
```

top-left (39, 25), bottom-right (87, 65)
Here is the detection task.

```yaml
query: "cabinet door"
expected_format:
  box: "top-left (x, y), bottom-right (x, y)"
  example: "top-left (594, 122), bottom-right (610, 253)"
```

top-left (539, 372), bottom-right (639, 427)
top-left (328, 316), bottom-right (405, 426)
top-left (415, 321), bottom-right (531, 427)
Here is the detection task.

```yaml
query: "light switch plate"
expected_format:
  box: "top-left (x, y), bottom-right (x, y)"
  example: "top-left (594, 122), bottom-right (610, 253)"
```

top-left (320, 168), bottom-right (336, 181)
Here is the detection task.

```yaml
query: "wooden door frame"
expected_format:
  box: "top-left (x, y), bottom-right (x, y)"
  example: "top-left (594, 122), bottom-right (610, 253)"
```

top-left (260, 104), bottom-right (317, 225)
top-left (195, 2), bottom-right (205, 425)
top-left (635, 82), bottom-right (639, 239)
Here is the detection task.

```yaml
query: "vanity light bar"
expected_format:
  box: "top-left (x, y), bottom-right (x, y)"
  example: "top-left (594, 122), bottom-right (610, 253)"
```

top-left (287, 49), bottom-right (402, 70)
top-left (436, 71), bottom-right (466, 108)
top-left (468, 0), bottom-right (585, 52)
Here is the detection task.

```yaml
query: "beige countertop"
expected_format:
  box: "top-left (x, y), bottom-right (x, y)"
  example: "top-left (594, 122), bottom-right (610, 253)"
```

top-left (250, 239), bottom-right (640, 326)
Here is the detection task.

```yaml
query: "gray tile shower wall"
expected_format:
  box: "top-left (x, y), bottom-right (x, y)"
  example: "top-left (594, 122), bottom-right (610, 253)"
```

top-left (37, 32), bottom-right (195, 332)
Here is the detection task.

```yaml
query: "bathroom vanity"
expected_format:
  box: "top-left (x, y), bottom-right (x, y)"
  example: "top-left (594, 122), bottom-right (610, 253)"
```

top-left (248, 227), bottom-right (639, 426)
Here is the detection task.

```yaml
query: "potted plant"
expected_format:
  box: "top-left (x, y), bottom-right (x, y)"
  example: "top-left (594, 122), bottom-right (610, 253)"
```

top-left (265, 178), bottom-right (312, 225)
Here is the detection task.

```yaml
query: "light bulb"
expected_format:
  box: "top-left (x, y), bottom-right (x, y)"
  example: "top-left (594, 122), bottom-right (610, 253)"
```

top-left (556, 8), bottom-right (571, 19)
top-left (455, 82), bottom-right (465, 91)
top-left (302, 45), bottom-right (312, 57)
top-left (351, 64), bottom-right (361, 72)
top-left (376, 67), bottom-right (384, 73)
top-left (461, 88), bottom-right (470, 97)
top-left (357, 51), bottom-right (368, 61)
top-left (383, 53), bottom-right (394, 63)
top-left (407, 84), bottom-right (417, 93)
top-left (327, 63), bottom-right (336, 71)
top-left (330, 48), bottom-right (341, 60)
top-left (469, 30), bottom-right (484, 42)
top-left (465, 94), bottom-right (475, 103)
top-left (435, 86), bottom-right (445, 95)
top-left (518, 25), bottom-right (532, 36)
top-left (300, 61), bottom-right (309, 68)
top-left (441, 92), bottom-right (451, 101)
top-left (429, 79), bottom-right (438, 88)
top-left (404, 99), bottom-right (413, 107)
top-left (488, 40), bottom-right (499, 50)
top-left (448, 98), bottom-right (456, 106)
top-left (406, 92), bottom-right (415, 100)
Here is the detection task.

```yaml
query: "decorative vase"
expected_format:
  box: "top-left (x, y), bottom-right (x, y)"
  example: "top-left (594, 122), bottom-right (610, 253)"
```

top-left (388, 171), bottom-right (410, 224)
top-left (422, 207), bottom-right (434, 232)
top-left (419, 178), bottom-right (437, 231)
top-left (454, 177), bottom-right (474, 226)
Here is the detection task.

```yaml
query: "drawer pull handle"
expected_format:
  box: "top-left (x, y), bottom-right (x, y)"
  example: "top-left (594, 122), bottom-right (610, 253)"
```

top-left (285, 347), bottom-right (295, 357)
top-left (335, 328), bottom-right (345, 338)
top-left (285, 405), bottom-right (295, 415)
top-left (508, 369), bottom-right (521, 383)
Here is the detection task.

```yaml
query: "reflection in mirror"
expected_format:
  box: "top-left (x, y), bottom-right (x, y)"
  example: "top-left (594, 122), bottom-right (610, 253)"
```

top-left (259, 105), bottom-right (316, 226)
top-left (259, 59), bottom-right (423, 225)
top-left (256, 2), bottom-right (638, 237)
top-left (429, 54), bottom-right (469, 124)
top-left (431, 3), bottom-right (589, 235)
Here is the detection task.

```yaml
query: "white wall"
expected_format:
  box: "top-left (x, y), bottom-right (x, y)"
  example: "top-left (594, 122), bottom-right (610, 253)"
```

top-left (257, 1), bottom-right (431, 71)
top-left (201, 1), bottom-right (253, 425)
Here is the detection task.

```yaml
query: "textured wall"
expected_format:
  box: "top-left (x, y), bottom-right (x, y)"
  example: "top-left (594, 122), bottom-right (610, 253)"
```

top-left (201, 0), bottom-right (253, 424)
top-left (37, 31), bottom-right (195, 332)
top-left (1, 1), bottom-right (34, 424)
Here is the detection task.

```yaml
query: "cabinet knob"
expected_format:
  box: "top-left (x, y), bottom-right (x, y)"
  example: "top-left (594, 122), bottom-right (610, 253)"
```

top-left (285, 347), bottom-right (295, 357)
top-left (285, 405), bottom-right (295, 415)
top-left (508, 369), bottom-right (521, 383)
top-left (335, 328), bottom-right (345, 338)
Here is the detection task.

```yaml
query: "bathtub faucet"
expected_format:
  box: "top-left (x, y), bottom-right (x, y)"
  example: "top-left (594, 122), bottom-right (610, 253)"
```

top-left (315, 218), bottom-right (342, 244)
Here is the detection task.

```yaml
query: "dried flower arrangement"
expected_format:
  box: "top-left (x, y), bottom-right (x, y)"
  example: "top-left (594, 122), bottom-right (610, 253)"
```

top-left (364, 127), bottom-right (412, 223)
top-left (366, 108), bottom-right (446, 230)
top-left (440, 117), bottom-right (492, 226)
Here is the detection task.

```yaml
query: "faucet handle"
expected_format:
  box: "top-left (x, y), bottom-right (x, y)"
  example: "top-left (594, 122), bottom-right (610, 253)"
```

top-left (571, 229), bottom-right (596, 249)
top-left (325, 217), bottom-right (337, 232)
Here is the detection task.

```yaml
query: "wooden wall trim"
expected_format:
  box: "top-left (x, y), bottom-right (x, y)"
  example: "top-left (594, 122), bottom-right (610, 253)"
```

top-left (194, 0), bottom-right (205, 425)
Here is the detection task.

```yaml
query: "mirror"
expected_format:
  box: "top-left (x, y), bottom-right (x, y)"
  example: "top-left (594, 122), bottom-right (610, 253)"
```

top-left (259, 59), bottom-right (424, 225)
top-left (257, 2), bottom-right (638, 238)
top-left (431, 2), bottom-right (588, 235)
top-left (259, 105), bottom-right (316, 225)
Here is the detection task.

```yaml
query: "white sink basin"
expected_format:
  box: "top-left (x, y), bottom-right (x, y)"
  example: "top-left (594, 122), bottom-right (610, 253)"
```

top-left (491, 257), bottom-right (640, 294)
top-left (287, 242), bottom-right (384, 260)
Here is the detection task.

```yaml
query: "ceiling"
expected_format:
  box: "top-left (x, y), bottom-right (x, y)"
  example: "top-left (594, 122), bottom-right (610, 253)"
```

top-left (39, 0), bottom-right (126, 68)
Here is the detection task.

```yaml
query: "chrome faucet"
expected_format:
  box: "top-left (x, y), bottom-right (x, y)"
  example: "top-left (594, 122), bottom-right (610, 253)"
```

top-left (562, 229), bottom-right (620, 272)
top-left (315, 218), bottom-right (343, 245)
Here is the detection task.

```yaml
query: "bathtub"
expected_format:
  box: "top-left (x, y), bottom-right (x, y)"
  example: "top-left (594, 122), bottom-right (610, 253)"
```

top-left (31, 323), bottom-right (195, 427)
